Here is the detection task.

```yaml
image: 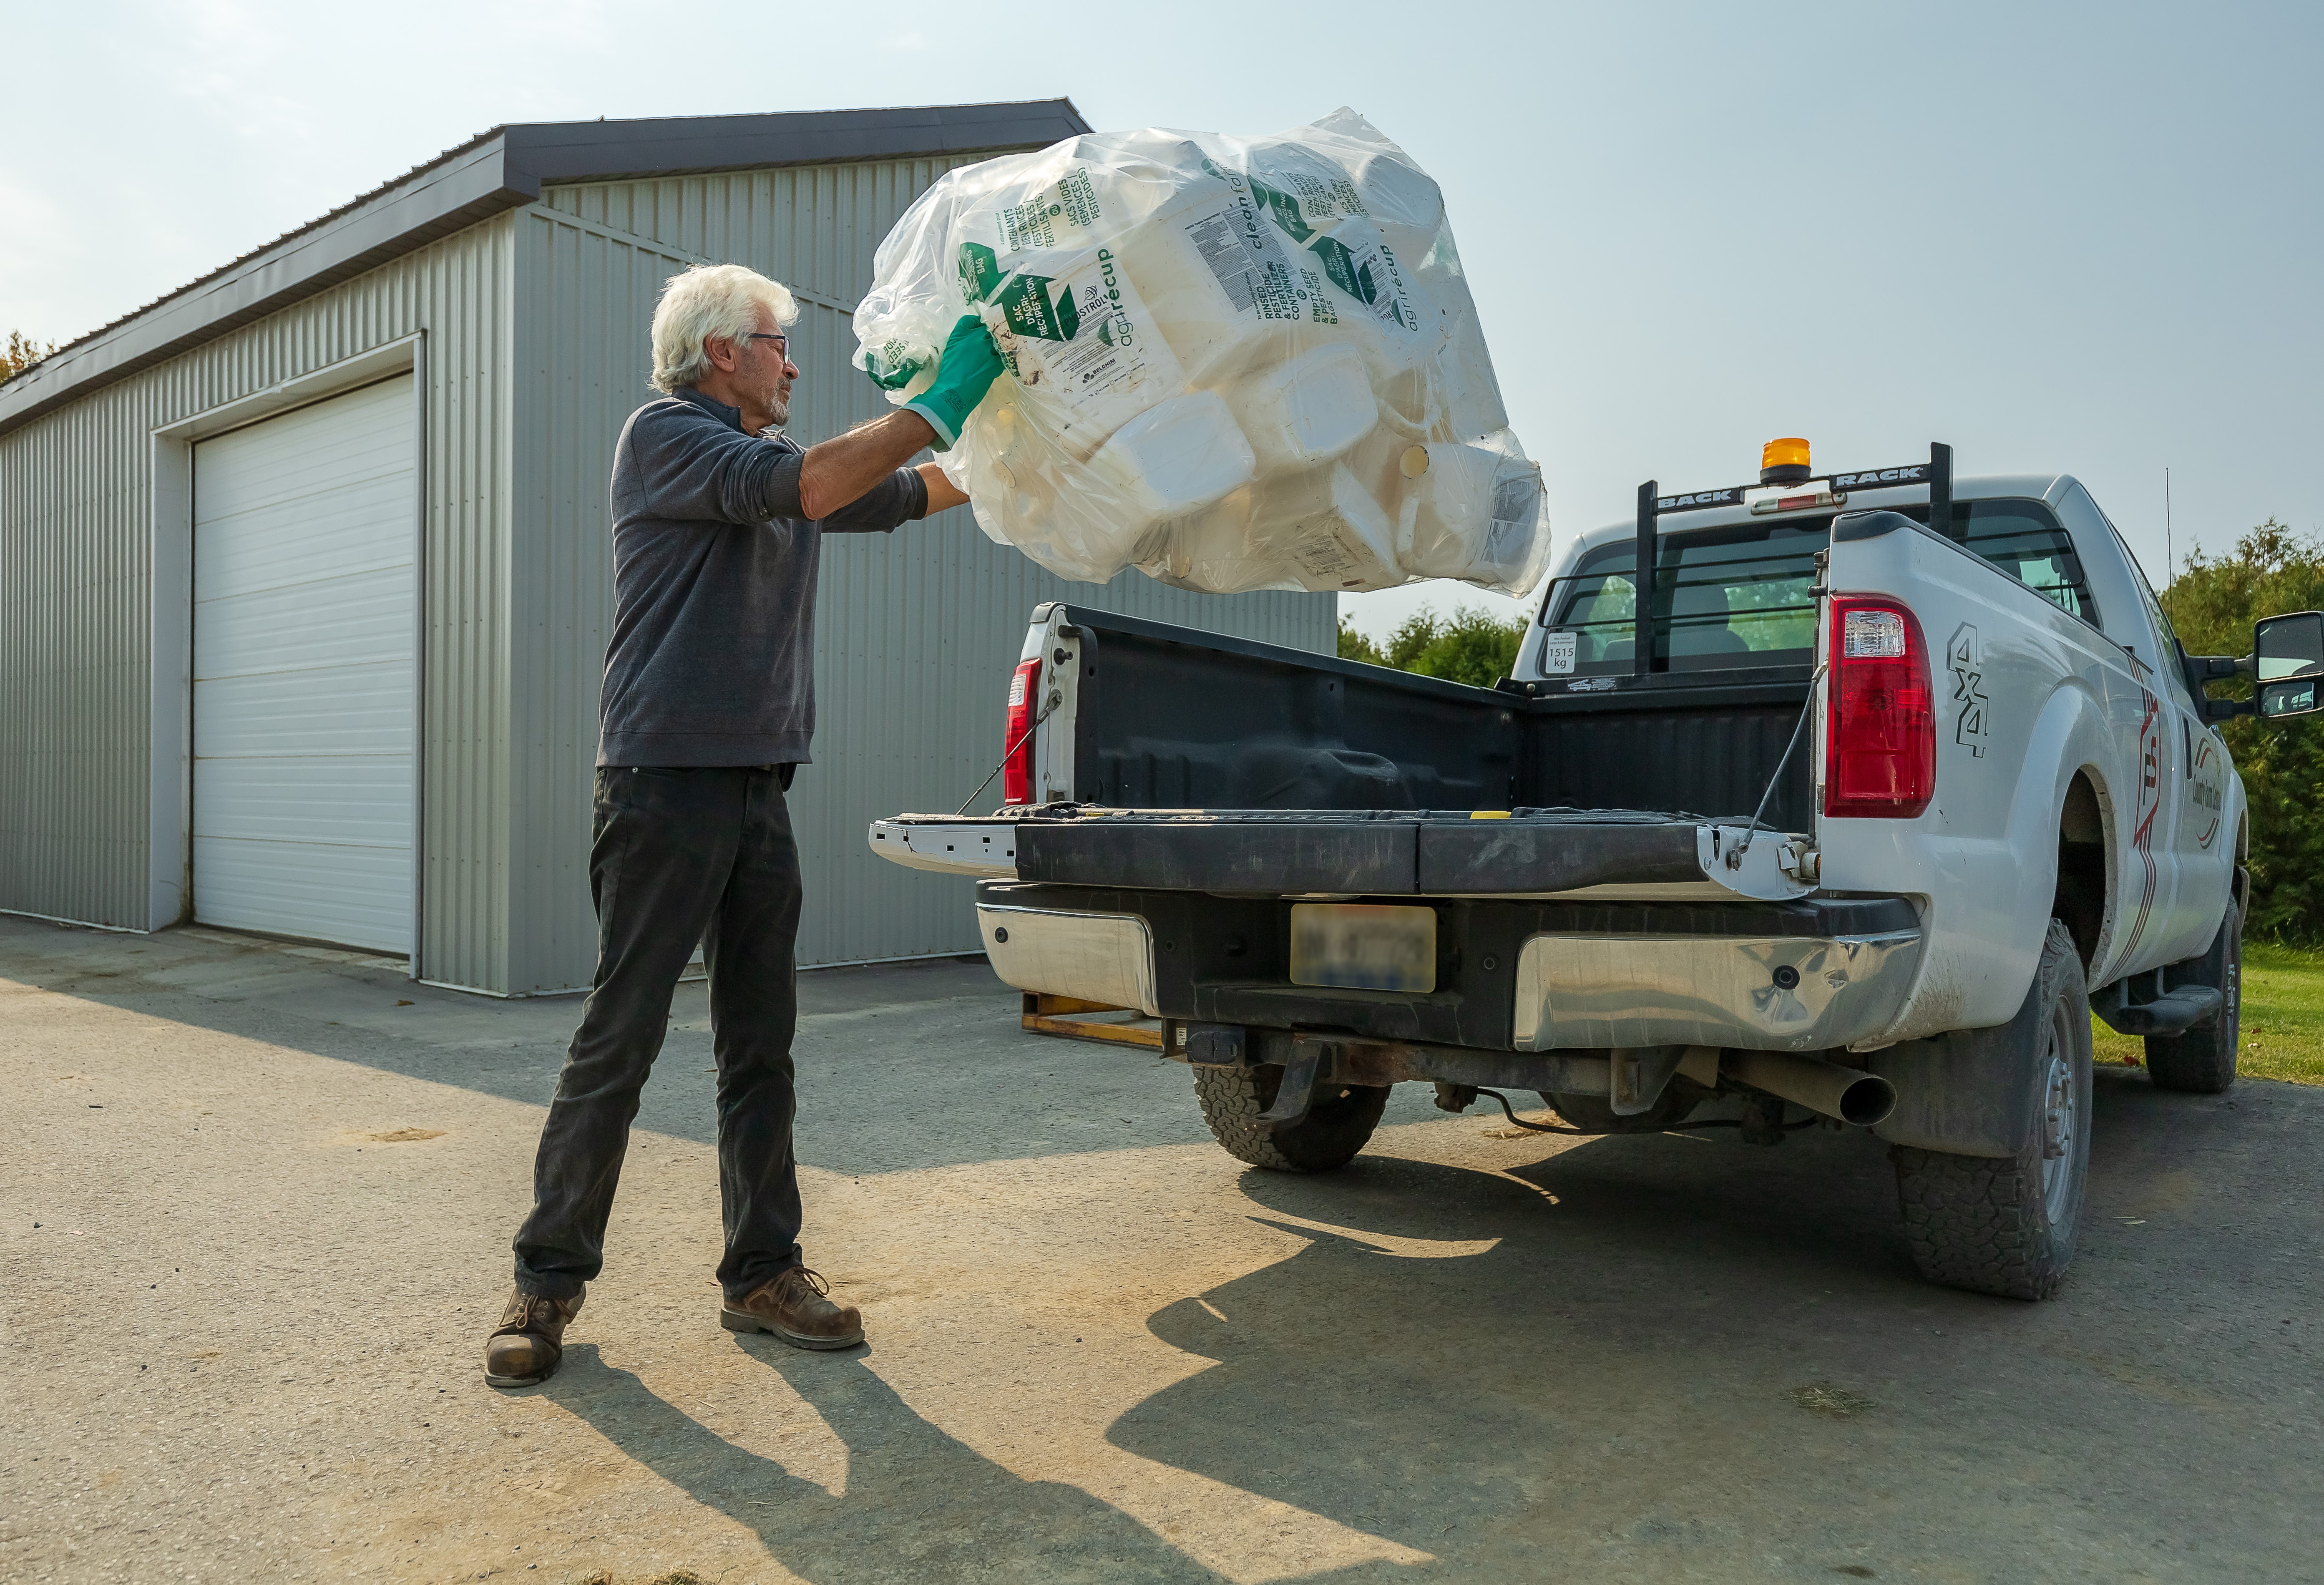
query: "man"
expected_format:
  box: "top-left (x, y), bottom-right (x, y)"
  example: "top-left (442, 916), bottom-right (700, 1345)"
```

top-left (483, 264), bottom-right (1001, 1386)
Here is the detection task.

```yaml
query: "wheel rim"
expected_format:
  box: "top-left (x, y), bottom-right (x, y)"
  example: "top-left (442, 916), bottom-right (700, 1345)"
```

top-left (2038, 1018), bottom-right (2078, 1223)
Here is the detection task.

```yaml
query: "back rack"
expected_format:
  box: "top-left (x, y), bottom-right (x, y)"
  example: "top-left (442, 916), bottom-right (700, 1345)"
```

top-left (1628, 441), bottom-right (1955, 678)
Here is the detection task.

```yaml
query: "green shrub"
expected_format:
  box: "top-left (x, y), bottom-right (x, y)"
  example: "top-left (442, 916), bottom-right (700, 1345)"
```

top-left (1337, 605), bottom-right (1525, 690)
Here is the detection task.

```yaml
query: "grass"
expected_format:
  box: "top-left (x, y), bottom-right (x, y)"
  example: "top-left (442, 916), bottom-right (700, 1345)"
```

top-left (2091, 940), bottom-right (2324, 1085)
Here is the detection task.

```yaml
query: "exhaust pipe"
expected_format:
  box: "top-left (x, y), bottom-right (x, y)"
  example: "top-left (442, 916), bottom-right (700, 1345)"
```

top-left (1725, 1049), bottom-right (1896, 1127)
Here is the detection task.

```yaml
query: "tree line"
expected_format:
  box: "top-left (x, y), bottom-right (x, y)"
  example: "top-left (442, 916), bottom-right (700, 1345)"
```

top-left (1336, 605), bottom-right (1524, 689)
top-left (3, 329), bottom-right (56, 381)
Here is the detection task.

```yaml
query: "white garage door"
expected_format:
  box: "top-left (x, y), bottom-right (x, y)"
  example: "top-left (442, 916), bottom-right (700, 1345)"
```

top-left (193, 375), bottom-right (416, 954)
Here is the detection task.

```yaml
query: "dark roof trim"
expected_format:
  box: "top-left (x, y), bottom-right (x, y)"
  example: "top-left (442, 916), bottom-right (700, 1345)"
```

top-left (0, 99), bottom-right (1089, 438)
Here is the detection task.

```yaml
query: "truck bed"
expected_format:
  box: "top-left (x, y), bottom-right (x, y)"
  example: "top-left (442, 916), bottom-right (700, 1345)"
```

top-left (1044, 605), bottom-right (1818, 830)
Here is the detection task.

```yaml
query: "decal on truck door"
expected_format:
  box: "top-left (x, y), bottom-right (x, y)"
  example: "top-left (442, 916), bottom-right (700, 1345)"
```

top-left (2120, 686), bottom-right (2165, 964)
top-left (2191, 732), bottom-right (2224, 850)
top-left (1947, 624), bottom-right (1989, 758)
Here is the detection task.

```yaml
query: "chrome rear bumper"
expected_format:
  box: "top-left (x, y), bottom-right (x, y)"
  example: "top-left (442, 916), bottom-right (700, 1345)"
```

top-left (1512, 928), bottom-right (1922, 1053)
top-left (973, 896), bottom-right (1922, 1056)
top-left (977, 903), bottom-right (1159, 1017)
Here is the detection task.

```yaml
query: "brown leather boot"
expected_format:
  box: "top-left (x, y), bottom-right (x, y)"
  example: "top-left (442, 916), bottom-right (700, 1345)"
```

top-left (483, 1286), bottom-right (583, 1387)
top-left (720, 1267), bottom-right (864, 1350)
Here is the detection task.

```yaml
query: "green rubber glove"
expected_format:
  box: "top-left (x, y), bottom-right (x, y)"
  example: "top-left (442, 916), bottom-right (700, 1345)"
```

top-left (861, 338), bottom-right (926, 391)
top-left (900, 314), bottom-right (1006, 451)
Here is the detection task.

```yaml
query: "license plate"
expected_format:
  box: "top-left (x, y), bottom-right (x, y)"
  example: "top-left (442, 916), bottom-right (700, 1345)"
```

top-left (1288, 904), bottom-right (1437, 993)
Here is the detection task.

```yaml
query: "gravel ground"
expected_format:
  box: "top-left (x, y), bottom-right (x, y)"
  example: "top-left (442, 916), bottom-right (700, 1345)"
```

top-left (3, 913), bottom-right (2320, 1585)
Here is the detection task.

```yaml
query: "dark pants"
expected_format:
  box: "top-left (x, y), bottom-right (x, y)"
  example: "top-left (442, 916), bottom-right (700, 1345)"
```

top-left (513, 764), bottom-right (804, 1303)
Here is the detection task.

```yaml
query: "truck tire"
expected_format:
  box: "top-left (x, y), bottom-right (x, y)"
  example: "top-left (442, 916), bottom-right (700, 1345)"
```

top-left (1192, 1064), bottom-right (1389, 1172)
top-left (2144, 900), bottom-right (2241, 1094)
top-left (1891, 918), bottom-right (2092, 1301)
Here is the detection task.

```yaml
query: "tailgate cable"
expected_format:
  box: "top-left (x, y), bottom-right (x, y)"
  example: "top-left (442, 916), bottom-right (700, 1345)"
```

top-left (1726, 662), bottom-right (1827, 870)
top-left (953, 695), bottom-right (1059, 815)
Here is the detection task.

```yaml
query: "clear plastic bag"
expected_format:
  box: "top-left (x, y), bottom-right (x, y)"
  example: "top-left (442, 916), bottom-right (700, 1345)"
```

top-left (854, 108), bottom-right (1553, 596)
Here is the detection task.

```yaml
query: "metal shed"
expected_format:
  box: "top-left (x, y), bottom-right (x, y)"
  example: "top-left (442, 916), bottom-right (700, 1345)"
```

top-left (0, 102), bottom-right (1333, 995)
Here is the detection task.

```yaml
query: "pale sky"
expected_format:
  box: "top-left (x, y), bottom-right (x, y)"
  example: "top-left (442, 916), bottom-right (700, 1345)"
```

top-left (6, 1), bottom-right (2318, 640)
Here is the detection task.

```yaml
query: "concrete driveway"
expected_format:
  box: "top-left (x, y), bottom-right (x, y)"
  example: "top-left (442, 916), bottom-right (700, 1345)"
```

top-left (3, 913), bottom-right (2319, 1584)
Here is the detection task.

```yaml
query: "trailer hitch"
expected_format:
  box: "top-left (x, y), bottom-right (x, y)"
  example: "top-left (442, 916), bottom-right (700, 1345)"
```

top-left (1609, 1046), bottom-right (1688, 1115)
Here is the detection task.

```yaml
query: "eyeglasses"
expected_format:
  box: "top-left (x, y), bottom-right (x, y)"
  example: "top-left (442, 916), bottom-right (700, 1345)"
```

top-left (742, 332), bottom-right (790, 359)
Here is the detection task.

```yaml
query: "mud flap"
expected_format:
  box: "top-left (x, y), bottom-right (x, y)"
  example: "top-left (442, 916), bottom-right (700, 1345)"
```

top-left (1255, 1043), bottom-right (1326, 1131)
top-left (1869, 987), bottom-right (2048, 1159)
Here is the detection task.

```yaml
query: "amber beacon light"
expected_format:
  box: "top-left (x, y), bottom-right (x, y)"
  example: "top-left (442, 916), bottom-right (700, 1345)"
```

top-left (1760, 437), bottom-right (1812, 485)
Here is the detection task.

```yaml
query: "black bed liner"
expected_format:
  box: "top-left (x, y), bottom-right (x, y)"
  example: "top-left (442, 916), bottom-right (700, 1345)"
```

top-left (1040, 603), bottom-right (1820, 830)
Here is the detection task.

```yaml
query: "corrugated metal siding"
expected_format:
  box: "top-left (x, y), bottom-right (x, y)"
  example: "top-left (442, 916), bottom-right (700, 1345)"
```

top-left (419, 221), bottom-right (519, 992)
top-left (0, 396), bottom-right (147, 923)
top-left (0, 219), bottom-right (517, 986)
top-left (513, 166), bottom-right (1331, 986)
top-left (544, 159), bottom-right (990, 312)
top-left (506, 206), bottom-right (699, 993)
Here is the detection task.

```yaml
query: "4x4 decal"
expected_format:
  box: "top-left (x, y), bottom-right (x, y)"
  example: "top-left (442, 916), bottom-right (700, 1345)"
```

top-left (1948, 623), bottom-right (1989, 758)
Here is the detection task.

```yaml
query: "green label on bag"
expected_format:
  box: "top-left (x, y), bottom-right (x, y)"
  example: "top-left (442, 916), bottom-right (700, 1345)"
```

top-left (1302, 225), bottom-right (1421, 335)
top-left (864, 337), bottom-right (926, 390)
top-left (1232, 159), bottom-right (1420, 335)
top-left (1249, 177), bottom-right (1314, 242)
top-left (991, 245), bottom-right (1185, 440)
top-left (1250, 166), bottom-right (1370, 237)
top-left (996, 273), bottom-right (1082, 342)
top-left (1000, 166), bottom-right (1102, 252)
top-left (1309, 235), bottom-right (1374, 304)
top-left (958, 242), bottom-right (1004, 304)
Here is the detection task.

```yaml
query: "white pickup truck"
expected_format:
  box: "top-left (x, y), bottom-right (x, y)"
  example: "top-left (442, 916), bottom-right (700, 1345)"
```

top-left (872, 441), bottom-right (2323, 1300)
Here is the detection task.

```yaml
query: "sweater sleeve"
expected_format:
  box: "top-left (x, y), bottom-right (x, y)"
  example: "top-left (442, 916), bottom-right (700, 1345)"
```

top-left (817, 466), bottom-right (931, 534)
top-left (625, 404), bottom-right (806, 524)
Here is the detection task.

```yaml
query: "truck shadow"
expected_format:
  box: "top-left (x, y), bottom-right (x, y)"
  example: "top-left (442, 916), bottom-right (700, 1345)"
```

top-left (1102, 1082), bottom-right (2240, 1569)
top-left (1102, 1140), bottom-right (1904, 1559)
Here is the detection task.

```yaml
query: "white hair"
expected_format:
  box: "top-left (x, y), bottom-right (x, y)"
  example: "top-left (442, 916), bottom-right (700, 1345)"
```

top-left (649, 264), bottom-right (799, 393)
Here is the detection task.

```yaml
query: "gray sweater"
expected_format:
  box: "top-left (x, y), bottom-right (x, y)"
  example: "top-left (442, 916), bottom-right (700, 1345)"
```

top-left (597, 387), bottom-right (929, 767)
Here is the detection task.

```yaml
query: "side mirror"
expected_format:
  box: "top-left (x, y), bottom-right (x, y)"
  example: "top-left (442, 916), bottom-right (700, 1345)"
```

top-left (2254, 610), bottom-right (2324, 718)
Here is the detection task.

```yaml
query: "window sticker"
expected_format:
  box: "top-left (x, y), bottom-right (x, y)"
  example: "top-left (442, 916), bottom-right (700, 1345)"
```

top-left (1542, 630), bottom-right (1577, 675)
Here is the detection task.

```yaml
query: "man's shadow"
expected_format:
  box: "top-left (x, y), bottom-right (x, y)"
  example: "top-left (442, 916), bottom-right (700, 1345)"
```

top-left (541, 1339), bottom-right (1224, 1584)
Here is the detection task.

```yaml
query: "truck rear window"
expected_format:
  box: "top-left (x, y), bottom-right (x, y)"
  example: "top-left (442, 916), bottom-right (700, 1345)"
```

top-left (1546, 522), bottom-right (1824, 675)
top-left (1933, 503), bottom-right (2100, 626)
top-left (1540, 499), bottom-right (2099, 677)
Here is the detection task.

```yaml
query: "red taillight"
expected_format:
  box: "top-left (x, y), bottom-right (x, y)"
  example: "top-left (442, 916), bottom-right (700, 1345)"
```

top-left (1824, 599), bottom-right (1934, 819)
top-left (1002, 658), bottom-right (1042, 806)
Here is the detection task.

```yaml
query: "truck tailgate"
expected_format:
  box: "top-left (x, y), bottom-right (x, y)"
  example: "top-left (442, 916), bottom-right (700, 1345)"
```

top-left (873, 807), bottom-right (1818, 901)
